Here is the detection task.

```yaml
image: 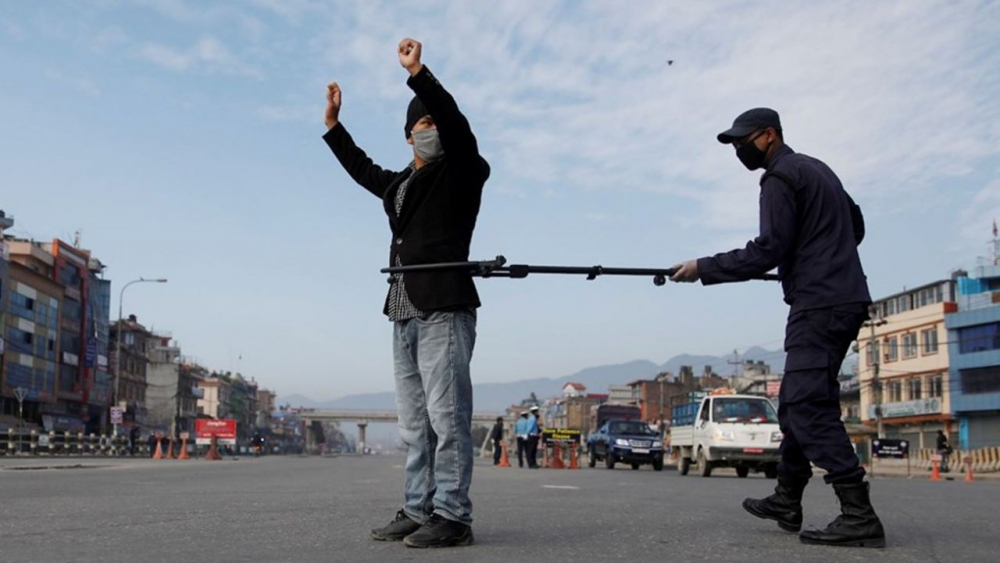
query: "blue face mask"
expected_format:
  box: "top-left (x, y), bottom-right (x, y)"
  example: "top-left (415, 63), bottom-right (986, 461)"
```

top-left (412, 128), bottom-right (444, 163)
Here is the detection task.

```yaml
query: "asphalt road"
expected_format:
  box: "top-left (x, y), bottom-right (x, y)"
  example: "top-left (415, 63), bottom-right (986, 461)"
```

top-left (1, 455), bottom-right (997, 563)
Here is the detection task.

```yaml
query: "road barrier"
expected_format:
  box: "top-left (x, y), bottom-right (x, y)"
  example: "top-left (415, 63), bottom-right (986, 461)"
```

top-left (0, 429), bottom-right (199, 458)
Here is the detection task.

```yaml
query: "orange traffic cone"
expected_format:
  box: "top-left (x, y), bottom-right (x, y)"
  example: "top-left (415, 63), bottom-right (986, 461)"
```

top-left (204, 435), bottom-right (222, 461)
top-left (568, 444), bottom-right (580, 470)
top-left (178, 437), bottom-right (190, 460)
top-left (965, 456), bottom-right (974, 483)
top-left (498, 442), bottom-right (511, 468)
top-left (152, 437), bottom-right (164, 460)
top-left (930, 458), bottom-right (941, 481)
top-left (550, 444), bottom-right (566, 469)
top-left (167, 437), bottom-right (177, 460)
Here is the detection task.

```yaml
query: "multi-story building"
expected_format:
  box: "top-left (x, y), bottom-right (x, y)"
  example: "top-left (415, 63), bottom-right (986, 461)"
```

top-left (230, 374), bottom-right (259, 443)
top-left (146, 335), bottom-right (203, 437)
top-left (2, 238), bottom-right (112, 434)
top-left (628, 373), bottom-right (682, 425)
top-left (110, 314), bottom-right (154, 428)
top-left (197, 374), bottom-right (232, 419)
top-left (256, 388), bottom-right (276, 429)
top-left (1, 240), bottom-right (61, 430)
top-left (606, 385), bottom-right (635, 405)
top-left (947, 263), bottom-right (1000, 449)
top-left (857, 279), bottom-right (957, 448)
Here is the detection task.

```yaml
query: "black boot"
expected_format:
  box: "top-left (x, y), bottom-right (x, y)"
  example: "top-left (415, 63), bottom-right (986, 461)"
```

top-left (370, 510), bottom-right (421, 541)
top-left (403, 513), bottom-right (474, 548)
top-left (743, 477), bottom-right (807, 532)
top-left (799, 482), bottom-right (886, 548)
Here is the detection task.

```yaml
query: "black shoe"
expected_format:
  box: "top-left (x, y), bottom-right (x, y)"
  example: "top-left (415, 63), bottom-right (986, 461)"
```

top-left (403, 514), bottom-right (474, 548)
top-left (743, 477), bottom-right (807, 532)
top-left (370, 510), bottom-right (421, 542)
top-left (799, 482), bottom-right (886, 548)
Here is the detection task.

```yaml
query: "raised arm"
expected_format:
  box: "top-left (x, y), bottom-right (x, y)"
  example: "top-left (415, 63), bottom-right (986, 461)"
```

top-left (322, 81), bottom-right (403, 199)
top-left (398, 39), bottom-right (487, 176)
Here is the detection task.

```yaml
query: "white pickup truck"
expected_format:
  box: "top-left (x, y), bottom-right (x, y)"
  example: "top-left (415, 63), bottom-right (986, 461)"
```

top-left (671, 394), bottom-right (781, 478)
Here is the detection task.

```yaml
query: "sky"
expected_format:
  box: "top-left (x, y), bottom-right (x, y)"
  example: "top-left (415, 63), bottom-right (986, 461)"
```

top-left (2, 0), bottom-right (998, 402)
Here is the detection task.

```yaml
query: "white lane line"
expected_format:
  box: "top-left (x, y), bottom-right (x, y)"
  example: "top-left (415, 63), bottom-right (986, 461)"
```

top-left (542, 485), bottom-right (580, 490)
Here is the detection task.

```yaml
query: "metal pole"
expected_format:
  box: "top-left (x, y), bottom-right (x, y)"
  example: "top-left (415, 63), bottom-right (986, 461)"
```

top-left (112, 278), bottom-right (167, 416)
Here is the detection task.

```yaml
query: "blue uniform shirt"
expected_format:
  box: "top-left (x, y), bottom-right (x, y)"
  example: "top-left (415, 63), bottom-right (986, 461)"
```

top-left (697, 145), bottom-right (871, 313)
top-left (527, 415), bottom-right (540, 436)
top-left (514, 418), bottom-right (529, 437)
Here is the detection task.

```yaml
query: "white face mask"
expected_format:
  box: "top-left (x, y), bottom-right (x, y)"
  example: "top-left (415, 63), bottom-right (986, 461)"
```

top-left (412, 128), bottom-right (444, 163)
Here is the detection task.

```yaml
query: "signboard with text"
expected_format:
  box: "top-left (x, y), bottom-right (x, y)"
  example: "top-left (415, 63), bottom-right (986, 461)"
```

top-left (541, 428), bottom-right (582, 444)
top-left (872, 439), bottom-right (909, 459)
top-left (196, 419), bottom-right (238, 446)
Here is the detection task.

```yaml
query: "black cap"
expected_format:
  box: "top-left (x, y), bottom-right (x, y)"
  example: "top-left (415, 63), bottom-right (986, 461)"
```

top-left (717, 108), bottom-right (781, 144)
top-left (404, 96), bottom-right (429, 139)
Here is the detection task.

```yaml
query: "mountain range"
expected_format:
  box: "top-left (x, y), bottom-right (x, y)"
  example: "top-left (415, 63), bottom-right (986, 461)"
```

top-left (278, 346), bottom-right (789, 412)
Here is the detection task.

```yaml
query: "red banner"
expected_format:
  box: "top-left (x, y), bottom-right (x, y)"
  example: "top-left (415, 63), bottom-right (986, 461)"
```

top-left (196, 419), bottom-right (238, 445)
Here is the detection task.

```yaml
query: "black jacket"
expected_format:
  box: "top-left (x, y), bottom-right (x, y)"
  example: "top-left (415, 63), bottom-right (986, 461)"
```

top-left (323, 66), bottom-right (490, 315)
top-left (697, 145), bottom-right (871, 313)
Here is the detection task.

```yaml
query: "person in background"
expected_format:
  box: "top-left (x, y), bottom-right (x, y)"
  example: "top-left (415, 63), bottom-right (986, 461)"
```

top-left (936, 430), bottom-right (951, 473)
top-left (526, 407), bottom-right (541, 469)
top-left (514, 412), bottom-right (529, 468)
top-left (490, 417), bottom-right (504, 465)
top-left (129, 425), bottom-right (140, 457)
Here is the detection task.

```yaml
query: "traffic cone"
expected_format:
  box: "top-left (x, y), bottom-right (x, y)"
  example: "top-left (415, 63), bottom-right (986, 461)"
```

top-left (568, 444), bottom-right (580, 470)
top-left (152, 437), bottom-right (164, 460)
top-left (930, 458), bottom-right (941, 481)
top-left (550, 444), bottom-right (566, 469)
top-left (178, 437), bottom-right (191, 460)
top-left (498, 442), bottom-right (511, 468)
top-left (204, 435), bottom-right (222, 461)
top-left (965, 456), bottom-right (974, 483)
top-left (167, 438), bottom-right (177, 460)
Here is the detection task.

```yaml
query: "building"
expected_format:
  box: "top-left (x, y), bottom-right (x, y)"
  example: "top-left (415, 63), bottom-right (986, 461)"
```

top-left (2, 238), bottom-right (112, 435)
top-left (606, 385), bottom-right (635, 405)
top-left (1, 238), bottom-right (61, 431)
top-left (628, 373), bottom-right (680, 425)
top-left (110, 314), bottom-right (154, 428)
top-left (146, 335), bottom-right (203, 437)
top-left (947, 263), bottom-right (1000, 449)
top-left (257, 388), bottom-right (277, 429)
top-left (197, 371), bottom-right (259, 444)
top-left (857, 279), bottom-right (957, 448)
top-left (561, 382), bottom-right (587, 398)
top-left (197, 374), bottom-right (232, 419)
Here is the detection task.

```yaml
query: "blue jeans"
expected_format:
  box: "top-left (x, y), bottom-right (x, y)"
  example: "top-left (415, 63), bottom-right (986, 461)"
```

top-left (393, 310), bottom-right (476, 526)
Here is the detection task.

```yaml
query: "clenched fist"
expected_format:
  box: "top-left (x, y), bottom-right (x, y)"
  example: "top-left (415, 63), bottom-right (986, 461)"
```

top-left (325, 82), bottom-right (341, 130)
top-left (398, 38), bottom-right (423, 76)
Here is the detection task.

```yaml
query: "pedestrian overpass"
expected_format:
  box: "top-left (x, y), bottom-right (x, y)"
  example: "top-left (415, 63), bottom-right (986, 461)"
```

top-left (296, 409), bottom-right (502, 454)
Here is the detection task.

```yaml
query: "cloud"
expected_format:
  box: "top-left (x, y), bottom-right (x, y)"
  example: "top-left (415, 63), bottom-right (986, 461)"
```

top-left (314, 0), bottom-right (999, 239)
top-left (43, 68), bottom-right (101, 97)
top-left (138, 36), bottom-right (262, 78)
top-left (958, 175), bottom-right (1000, 258)
top-left (256, 103), bottom-right (316, 123)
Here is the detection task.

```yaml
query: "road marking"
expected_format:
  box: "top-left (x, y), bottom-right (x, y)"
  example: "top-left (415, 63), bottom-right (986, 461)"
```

top-left (543, 485), bottom-right (580, 490)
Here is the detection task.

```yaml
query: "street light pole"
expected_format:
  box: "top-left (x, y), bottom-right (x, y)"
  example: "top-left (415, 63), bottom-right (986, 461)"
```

top-left (112, 278), bottom-right (167, 431)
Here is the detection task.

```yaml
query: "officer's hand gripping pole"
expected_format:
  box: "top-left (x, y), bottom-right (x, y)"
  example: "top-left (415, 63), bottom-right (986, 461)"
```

top-left (381, 255), bottom-right (779, 286)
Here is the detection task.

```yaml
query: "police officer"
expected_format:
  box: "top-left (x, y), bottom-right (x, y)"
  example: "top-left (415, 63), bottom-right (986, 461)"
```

top-left (670, 108), bottom-right (885, 548)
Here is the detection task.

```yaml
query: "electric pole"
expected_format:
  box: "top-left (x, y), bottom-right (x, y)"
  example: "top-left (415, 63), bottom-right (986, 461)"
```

top-left (863, 308), bottom-right (888, 439)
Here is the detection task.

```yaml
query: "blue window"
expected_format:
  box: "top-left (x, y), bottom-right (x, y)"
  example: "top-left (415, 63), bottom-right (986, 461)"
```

top-left (6, 363), bottom-right (34, 390)
top-left (960, 366), bottom-right (1000, 395)
top-left (958, 323), bottom-right (1000, 354)
top-left (6, 327), bottom-right (33, 354)
top-left (10, 292), bottom-right (35, 321)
